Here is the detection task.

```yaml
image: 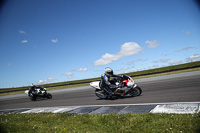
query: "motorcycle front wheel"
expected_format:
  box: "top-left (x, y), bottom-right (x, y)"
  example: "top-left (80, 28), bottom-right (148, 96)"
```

top-left (95, 89), bottom-right (108, 99)
top-left (47, 93), bottom-right (52, 99)
top-left (128, 86), bottom-right (142, 97)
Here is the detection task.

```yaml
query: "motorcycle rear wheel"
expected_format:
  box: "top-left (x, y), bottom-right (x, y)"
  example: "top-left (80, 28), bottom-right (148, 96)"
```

top-left (129, 86), bottom-right (142, 97)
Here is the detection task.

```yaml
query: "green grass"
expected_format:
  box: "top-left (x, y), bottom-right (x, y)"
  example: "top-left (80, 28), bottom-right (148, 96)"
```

top-left (1, 61), bottom-right (200, 96)
top-left (0, 113), bottom-right (199, 132)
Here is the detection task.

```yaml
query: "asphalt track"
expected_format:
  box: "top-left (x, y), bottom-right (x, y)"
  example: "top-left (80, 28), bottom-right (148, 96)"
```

top-left (0, 71), bottom-right (200, 111)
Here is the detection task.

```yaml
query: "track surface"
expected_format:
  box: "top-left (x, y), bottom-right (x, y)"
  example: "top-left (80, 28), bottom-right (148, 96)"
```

top-left (1, 71), bottom-right (200, 110)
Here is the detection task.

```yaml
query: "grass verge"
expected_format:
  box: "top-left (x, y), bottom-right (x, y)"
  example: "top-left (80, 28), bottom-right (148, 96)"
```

top-left (0, 113), bottom-right (200, 132)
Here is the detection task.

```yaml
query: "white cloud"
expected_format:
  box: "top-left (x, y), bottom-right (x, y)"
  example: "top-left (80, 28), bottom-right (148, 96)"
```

top-left (186, 54), bottom-right (200, 62)
top-left (63, 68), bottom-right (88, 79)
top-left (38, 77), bottom-right (56, 84)
top-left (19, 30), bottom-right (26, 34)
top-left (174, 50), bottom-right (179, 52)
top-left (169, 60), bottom-right (183, 65)
top-left (123, 58), bottom-right (148, 65)
top-left (159, 58), bottom-right (170, 63)
top-left (182, 30), bottom-right (192, 35)
top-left (182, 47), bottom-right (194, 50)
top-left (148, 65), bottom-right (165, 69)
top-left (186, 31), bottom-right (191, 34)
top-left (21, 40), bottom-right (28, 43)
top-left (115, 67), bottom-right (131, 74)
top-left (117, 67), bottom-right (130, 71)
top-left (118, 42), bottom-right (143, 56)
top-left (131, 68), bottom-right (144, 72)
top-left (174, 47), bottom-right (195, 52)
top-left (51, 38), bottom-right (58, 43)
top-left (93, 42), bottom-right (143, 66)
top-left (93, 53), bottom-right (120, 66)
top-left (63, 72), bottom-right (73, 79)
top-left (8, 63), bottom-right (12, 67)
top-left (75, 68), bottom-right (88, 72)
top-left (152, 59), bottom-right (170, 63)
top-left (146, 40), bottom-right (160, 48)
top-left (152, 60), bottom-right (158, 63)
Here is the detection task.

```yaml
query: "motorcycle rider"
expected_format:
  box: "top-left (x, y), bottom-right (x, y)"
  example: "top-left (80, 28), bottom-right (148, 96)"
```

top-left (100, 67), bottom-right (122, 97)
top-left (28, 84), bottom-right (37, 96)
top-left (29, 84), bottom-right (47, 96)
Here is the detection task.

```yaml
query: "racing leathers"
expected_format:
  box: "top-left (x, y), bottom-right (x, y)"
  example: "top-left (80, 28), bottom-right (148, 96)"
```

top-left (28, 85), bottom-right (36, 96)
top-left (28, 86), bottom-right (47, 96)
top-left (100, 73), bottom-right (121, 97)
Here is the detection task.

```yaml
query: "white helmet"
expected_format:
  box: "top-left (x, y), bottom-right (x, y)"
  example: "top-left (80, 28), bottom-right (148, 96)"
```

top-left (105, 67), bottom-right (113, 77)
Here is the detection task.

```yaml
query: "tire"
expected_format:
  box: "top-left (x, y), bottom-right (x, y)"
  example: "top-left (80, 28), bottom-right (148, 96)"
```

top-left (47, 93), bottom-right (52, 99)
top-left (95, 89), bottom-right (108, 99)
top-left (31, 95), bottom-right (37, 101)
top-left (129, 86), bottom-right (142, 97)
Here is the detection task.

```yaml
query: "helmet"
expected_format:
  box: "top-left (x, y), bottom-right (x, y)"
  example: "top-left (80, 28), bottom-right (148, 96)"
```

top-left (105, 67), bottom-right (113, 77)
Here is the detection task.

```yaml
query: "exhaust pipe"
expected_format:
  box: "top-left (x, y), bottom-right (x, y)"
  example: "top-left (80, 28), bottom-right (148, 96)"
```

top-left (95, 91), bottom-right (105, 96)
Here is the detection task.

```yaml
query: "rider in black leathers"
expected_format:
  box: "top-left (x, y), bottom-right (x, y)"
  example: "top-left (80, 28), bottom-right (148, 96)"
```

top-left (28, 84), bottom-right (47, 96)
top-left (28, 84), bottom-right (37, 96)
top-left (100, 67), bottom-right (121, 97)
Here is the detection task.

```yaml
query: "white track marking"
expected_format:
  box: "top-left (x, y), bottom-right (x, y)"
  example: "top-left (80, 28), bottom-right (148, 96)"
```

top-left (150, 103), bottom-right (200, 114)
top-left (18, 102), bottom-right (200, 114)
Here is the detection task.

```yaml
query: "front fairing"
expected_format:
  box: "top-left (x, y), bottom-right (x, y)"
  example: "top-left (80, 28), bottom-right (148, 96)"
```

top-left (90, 81), bottom-right (101, 89)
top-left (25, 90), bottom-right (29, 95)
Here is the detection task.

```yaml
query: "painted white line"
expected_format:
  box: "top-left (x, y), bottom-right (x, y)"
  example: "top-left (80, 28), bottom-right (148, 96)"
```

top-left (18, 102), bottom-right (200, 114)
top-left (1, 102), bottom-right (199, 114)
top-left (150, 103), bottom-right (200, 114)
top-left (52, 108), bottom-right (66, 113)
top-left (21, 107), bottom-right (80, 113)
top-left (52, 107), bottom-right (80, 113)
top-left (198, 104), bottom-right (200, 113)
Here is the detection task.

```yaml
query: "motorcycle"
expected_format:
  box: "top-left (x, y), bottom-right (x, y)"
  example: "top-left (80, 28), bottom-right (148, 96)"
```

top-left (90, 74), bottom-right (142, 99)
top-left (25, 86), bottom-right (52, 101)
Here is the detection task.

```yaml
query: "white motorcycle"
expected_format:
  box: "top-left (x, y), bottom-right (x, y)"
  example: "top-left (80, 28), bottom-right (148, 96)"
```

top-left (90, 74), bottom-right (142, 99)
top-left (25, 86), bottom-right (52, 101)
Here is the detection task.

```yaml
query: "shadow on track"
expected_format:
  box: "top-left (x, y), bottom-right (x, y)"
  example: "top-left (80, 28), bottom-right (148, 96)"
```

top-left (96, 95), bottom-right (142, 101)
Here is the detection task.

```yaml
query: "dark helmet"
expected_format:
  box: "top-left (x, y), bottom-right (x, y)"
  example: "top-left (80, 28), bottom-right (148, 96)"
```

top-left (105, 67), bottom-right (113, 77)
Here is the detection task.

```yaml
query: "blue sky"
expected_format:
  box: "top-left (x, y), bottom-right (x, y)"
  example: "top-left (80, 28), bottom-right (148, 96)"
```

top-left (0, 0), bottom-right (200, 88)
